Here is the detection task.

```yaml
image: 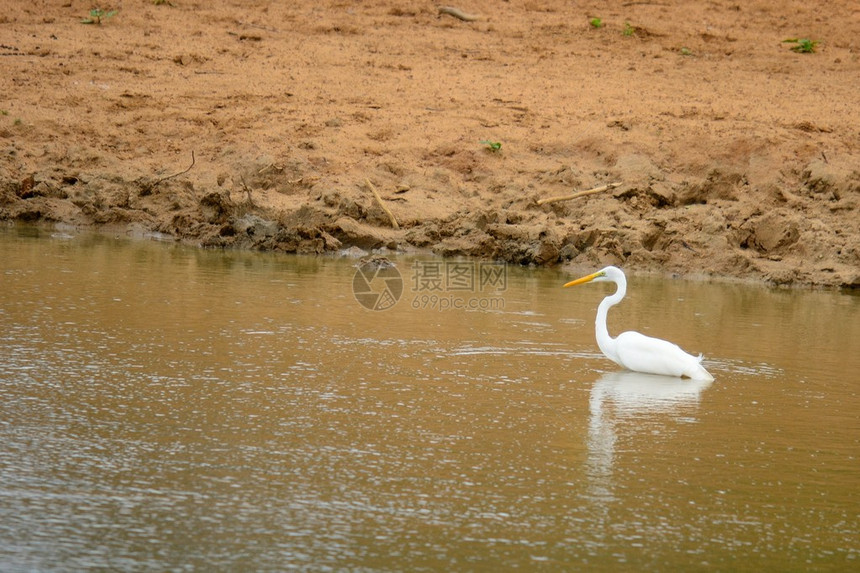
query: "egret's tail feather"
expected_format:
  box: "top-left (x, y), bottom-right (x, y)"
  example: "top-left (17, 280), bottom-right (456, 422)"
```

top-left (689, 361), bottom-right (714, 381)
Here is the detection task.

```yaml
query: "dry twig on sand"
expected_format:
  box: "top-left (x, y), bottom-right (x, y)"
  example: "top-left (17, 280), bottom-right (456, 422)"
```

top-left (239, 176), bottom-right (256, 207)
top-left (154, 151), bottom-right (196, 187)
top-left (138, 151), bottom-right (196, 195)
top-left (536, 182), bottom-right (621, 206)
top-left (438, 6), bottom-right (481, 22)
top-left (365, 178), bottom-right (400, 229)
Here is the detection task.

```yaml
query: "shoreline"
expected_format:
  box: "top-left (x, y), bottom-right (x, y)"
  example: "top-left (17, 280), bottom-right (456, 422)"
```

top-left (4, 219), bottom-right (855, 292)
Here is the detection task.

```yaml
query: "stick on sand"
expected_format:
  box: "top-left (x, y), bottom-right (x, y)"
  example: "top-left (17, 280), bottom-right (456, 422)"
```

top-left (537, 182), bottom-right (621, 206)
top-left (438, 6), bottom-right (481, 22)
top-left (365, 178), bottom-right (400, 229)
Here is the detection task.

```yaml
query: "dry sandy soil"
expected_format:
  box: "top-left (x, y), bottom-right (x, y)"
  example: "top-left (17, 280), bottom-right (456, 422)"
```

top-left (2, 0), bottom-right (858, 287)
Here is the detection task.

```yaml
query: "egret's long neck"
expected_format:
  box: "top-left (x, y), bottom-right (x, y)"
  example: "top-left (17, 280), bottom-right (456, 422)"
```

top-left (595, 279), bottom-right (626, 364)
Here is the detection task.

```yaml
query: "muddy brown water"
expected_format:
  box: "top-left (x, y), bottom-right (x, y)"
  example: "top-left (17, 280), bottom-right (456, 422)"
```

top-left (1, 225), bottom-right (857, 571)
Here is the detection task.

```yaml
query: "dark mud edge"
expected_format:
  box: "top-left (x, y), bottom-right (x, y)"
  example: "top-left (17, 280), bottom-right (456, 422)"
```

top-left (2, 168), bottom-right (858, 290)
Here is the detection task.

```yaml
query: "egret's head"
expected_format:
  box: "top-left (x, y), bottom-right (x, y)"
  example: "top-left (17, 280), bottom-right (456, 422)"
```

top-left (563, 266), bottom-right (622, 287)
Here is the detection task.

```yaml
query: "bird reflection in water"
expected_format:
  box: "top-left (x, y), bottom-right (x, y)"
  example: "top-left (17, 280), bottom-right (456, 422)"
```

top-left (586, 371), bottom-right (713, 502)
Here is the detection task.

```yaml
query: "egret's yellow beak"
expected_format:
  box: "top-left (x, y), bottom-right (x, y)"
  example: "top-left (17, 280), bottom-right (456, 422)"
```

top-left (564, 271), bottom-right (603, 288)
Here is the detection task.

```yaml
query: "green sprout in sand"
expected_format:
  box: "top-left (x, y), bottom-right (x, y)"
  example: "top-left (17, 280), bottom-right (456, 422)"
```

top-left (480, 140), bottom-right (502, 153)
top-left (783, 38), bottom-right (819, 54)
top-left (81, 8), bottom-right (117, 25)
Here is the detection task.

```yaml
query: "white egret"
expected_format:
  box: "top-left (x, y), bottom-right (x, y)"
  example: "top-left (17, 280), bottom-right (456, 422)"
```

top-left (564, 266), bottom-right (714, 381)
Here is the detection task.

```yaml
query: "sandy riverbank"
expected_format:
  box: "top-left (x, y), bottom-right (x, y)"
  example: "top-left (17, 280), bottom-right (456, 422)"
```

top-left (2, 1), bottom-right (858, 287)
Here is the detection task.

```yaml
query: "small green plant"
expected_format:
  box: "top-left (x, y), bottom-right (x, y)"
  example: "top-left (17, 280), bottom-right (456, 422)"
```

top-left (480, 140), bottom-right (502, 153)
top-left (783, 38), bottom-right (819, 53)
top-left (622, 21), bottom-right (635, 37)
top-left (81, 8), bottom-right (117, 25)
top-left (589, 18), bottom-right (603, 29)
top-left (680, 47), bottom-right (693, 56)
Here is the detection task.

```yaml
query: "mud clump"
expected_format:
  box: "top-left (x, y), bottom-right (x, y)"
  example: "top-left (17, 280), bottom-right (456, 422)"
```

top-left (677, 170), bottom-right (745, 205)
top-left (199, 191), bottom-right (234, 224)
top-left (485, 224), bottom-right (562, 265)
top-left (736, 211), bottom-right (801, 254)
